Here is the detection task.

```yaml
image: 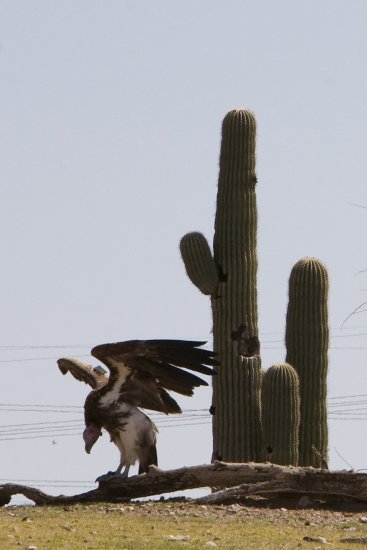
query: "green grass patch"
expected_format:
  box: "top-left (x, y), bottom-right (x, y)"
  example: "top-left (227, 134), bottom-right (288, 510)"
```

top-left (1, 502), bottom-right (366, 549)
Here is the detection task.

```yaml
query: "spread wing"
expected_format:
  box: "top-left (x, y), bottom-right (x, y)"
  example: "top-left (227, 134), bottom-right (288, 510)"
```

top-left (91, 339), bottom-right (218, 414)
top-left (57, 358), bottom-right (109, 390)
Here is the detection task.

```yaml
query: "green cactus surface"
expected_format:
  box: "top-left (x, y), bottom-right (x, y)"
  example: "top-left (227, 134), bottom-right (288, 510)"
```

top-left (179, 232), bottom-right (219, 295)
top-left (285, 257), bottom-right (329, 468)
top-left (262, 363), bottom-right (300, 466)
top-left (180, 109), bottom-right (262, 462)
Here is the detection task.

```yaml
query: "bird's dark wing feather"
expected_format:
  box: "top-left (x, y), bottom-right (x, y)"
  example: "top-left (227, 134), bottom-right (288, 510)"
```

top-left (57, 358), bottom-right (108, 390)
top-left (126, 356), bottom-right (210, 393)
top-left (91, 339), bottom-right (218, 413)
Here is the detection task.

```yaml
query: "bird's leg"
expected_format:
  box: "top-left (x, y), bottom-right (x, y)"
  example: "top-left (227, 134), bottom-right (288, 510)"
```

top-left (120, 465), bottom-right (130, 478)
top-left (114, 462), bottom-right (130, 478)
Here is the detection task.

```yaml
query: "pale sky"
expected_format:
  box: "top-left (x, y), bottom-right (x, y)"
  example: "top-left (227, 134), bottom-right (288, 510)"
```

top-left (1, 1), bottom-right (367, 503)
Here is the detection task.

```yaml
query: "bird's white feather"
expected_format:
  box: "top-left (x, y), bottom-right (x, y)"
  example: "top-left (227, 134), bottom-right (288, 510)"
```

top-left (98, 358), bottom-right (131, 407)
top-left (106, 403), bottom-right (156, 468)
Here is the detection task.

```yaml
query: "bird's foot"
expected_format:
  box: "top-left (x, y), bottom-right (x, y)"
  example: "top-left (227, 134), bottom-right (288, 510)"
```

top-left (96, 470), bottom-right (129, 483)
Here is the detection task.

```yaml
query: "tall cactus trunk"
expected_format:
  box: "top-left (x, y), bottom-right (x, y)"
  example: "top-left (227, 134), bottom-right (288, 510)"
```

top-left (212, 110), bottom-right (262, 462)
top-left (180, 109), bottom-right (263, 462)
top-left (285, 257), bottom-right (329, 467)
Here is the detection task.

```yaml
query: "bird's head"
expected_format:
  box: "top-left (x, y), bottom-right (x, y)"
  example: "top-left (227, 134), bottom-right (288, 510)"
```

top-left (83, 423), bottom-right (102, 454)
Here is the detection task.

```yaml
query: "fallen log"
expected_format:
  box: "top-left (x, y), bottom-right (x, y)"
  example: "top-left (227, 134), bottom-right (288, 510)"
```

top-left (196, 464), bottom-right (367, 504)
top-left (1, 462), bottom-right (367, 506)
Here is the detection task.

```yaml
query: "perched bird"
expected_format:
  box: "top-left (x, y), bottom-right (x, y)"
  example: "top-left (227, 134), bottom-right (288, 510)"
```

top-left (57, 339), bottom-right (218, 479)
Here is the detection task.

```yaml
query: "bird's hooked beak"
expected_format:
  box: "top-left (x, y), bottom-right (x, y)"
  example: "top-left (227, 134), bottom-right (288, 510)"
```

top-left (83, 424), bottom-right (102, 454)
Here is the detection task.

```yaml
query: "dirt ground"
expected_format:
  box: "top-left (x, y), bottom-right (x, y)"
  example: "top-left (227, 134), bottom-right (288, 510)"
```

top-left (2, 496), bottom-right (367, 549)
top-left (100, 494), bottom-right (367, 527)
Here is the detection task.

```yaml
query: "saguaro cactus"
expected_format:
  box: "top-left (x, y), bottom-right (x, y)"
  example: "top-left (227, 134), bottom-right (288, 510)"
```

top-left (262, 363), bottom-right (300, 466)
top-left (180, 109), bottom-right (262, 462)
top-left (285, 257), bottom-right (329, 468)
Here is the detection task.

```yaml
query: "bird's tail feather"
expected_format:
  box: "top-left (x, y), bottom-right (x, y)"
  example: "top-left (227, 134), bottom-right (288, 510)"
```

top-left (138, 444), bottom-right (158, 474)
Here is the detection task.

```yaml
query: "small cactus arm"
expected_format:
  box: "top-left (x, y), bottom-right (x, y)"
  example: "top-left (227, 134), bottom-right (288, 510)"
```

top-left (179, 232), bottom-right (219, 295)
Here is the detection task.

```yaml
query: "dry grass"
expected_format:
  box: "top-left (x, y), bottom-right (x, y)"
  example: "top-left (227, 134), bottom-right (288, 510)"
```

top-left (1, 500), bottom-right (367, 549)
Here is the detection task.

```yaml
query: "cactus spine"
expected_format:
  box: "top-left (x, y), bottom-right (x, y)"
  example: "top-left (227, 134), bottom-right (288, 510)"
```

top-left (285, 257), bottom-right (329, 467)
top-left (262, 363), bottom-right (300, 466)
top-left (180, 109), bottom-right (262, 462)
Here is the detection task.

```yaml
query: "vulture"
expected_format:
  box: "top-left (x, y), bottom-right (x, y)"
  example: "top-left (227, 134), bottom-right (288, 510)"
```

top-left (57, 339), bottom-right (218, 479)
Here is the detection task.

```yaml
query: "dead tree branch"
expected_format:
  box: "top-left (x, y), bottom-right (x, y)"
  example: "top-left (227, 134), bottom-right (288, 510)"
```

top-left (1, 462), bottom-right (367, 506)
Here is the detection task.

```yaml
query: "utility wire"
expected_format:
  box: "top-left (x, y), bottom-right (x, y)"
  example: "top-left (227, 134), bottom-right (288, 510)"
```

top-left (2, 330), bottom-right (367, 363)
top-left (0, 326), bottom-right (365, 350)
top-left (3, 345), bottom-right (367, 362)
top-left (0, 395), bottom-right (366, 442)
top-left (2, 396), bottom-right (366, 410)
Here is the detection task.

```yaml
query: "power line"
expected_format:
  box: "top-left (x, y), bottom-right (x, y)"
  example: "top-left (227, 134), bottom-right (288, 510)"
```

top-left (0, 414), bottom-right (363, 442)
top-left (0, 418), bottom-right (80, 431)
top-left (0, 415), bottom-right (211, 435)
top-left (0, 394), bottom-right (366, 443)
top-left (0, 432), bottom-right (82, 441)
top-left (0, 403), bottom-right (81, 408)
top-left (3, 396), bottom-right (365, 410)
top-left (330, 418), bottom-right (367, 421)
top-left (0, 422), bottom-right (214, 442)
top-left (0, 477), bottom-right (92, 483)
top-left (0, 326), bottom-right (364, 348)
top-left (2, 334), bottom-right (367, 364)
top-left (0, 355), bottom-right (90, 363)
top-left (0, 425), bottom-right (83, 436)
top-left (0, 344), bottom-right (92, 351)
top-left (329, 393), bottom-right (367, 400)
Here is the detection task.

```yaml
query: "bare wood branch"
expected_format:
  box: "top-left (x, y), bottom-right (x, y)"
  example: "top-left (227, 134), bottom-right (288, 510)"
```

top-left (0, 484), bottom-right (103, 506)
top-left (196, 464), bottom-right (367, 504)
top-left (1, 462), bottom-right (367, 506)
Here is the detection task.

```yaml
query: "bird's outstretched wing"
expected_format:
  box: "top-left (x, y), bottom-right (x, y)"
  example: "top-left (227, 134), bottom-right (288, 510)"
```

top-left (57, 358), bottom-right (108, 390)
top-left (91, 339), bottom-right (218, 414)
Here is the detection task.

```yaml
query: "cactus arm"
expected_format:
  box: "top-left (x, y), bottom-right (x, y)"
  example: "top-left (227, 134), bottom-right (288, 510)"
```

top-left (180, 232), bottom-right (219, 296)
